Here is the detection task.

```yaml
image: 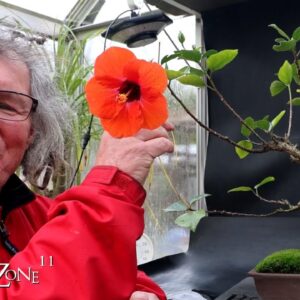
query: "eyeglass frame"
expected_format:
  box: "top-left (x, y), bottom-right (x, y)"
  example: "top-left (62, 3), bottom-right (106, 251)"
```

top-left (0, 89), bottom-right (38, 121)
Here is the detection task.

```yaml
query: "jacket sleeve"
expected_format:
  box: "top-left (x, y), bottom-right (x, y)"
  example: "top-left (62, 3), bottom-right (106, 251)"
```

top-left (0, 166), bottom-right (164, 300)
top-left (136, 270), bottom-right (167, 300)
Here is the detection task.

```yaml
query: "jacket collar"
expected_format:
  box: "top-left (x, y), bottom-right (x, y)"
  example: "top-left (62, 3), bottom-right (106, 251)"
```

top-left (0, 174), bottom-right (35, 219)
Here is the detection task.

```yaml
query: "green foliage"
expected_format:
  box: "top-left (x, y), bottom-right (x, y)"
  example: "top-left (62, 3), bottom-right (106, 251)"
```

top-left (269, 110), bottom-right (286, 131)
top-left (52, 25), bottom-right (101, 193)
top-left (178, 31), bottom-right (185, 45)
top-left (273, 40), bottom-right (296, 52)
top-left (235, 140), bottom-right (253, 159)
top-left (228, 176), bottom-right (275, 193)
top-left (161, 49), bottom-right (201, 64)
top-left (228, 186), bottom-right (253, 193)
top-left (164, 194), bottom-right (210, 212)
top-left (241, 117), bottom-right (255, 137)
top-left (255, 249), bottom-right (300, 273)
top-left (164, 202), bottom-right (187, 212)
top-left (166, 69), bottom-right (185, 80)
top-left (292, 27), bottom-right (300, 41)
top-left (180, 66), bottom-right (204, 77)
top-left (163, 23), bottom-right (300, 231)
top-left (188, 194), bottom-right (211, 205)
top-left (175, 209), bottom-right (206, 232)
top-left (207, 49), bottom-right (238, 72)
top-left (269, 24), bottom-right (290, 40)
top-left (270, 80), bottom-right (287, 96)
top-left (254, 176), bottom-right (275, 189)
top-left (241, 116), bottom-right (270, 138)
top-left (278, 60), bottom-right (293, 85)
top-left (177, 74), bottom-right (205, 87)
top-left (292, 63), bottom-right (300, 85)
top-left (290, 97), bottom-right (300, 106)
top-left (165, 194), bottom-right (209, 231)
top-left (269, 24), bottom-right (300, 53)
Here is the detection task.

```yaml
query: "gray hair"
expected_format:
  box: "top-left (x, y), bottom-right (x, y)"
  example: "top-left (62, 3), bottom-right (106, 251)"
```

top-left (0, 30), bottom-right (72, 188)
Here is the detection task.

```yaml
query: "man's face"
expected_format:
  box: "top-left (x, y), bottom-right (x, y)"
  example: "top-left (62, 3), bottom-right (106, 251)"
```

top-left (0, 57), bottom-right (33, 189)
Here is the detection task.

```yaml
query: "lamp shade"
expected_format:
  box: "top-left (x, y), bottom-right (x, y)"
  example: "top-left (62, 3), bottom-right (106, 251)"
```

top-left (101, 10), bottom-right (173, 48)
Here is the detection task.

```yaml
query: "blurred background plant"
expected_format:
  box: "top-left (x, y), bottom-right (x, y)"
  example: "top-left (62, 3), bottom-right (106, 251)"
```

top-left (49, 25), bottom-right (103, 196)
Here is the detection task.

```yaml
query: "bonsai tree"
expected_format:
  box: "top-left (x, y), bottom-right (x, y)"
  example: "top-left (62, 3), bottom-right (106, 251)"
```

top-left (162, 24), bottom-right (300, 231)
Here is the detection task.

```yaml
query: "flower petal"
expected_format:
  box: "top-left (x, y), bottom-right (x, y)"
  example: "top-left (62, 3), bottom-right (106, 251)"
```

top-left (94, 47), bottom-right (136, 79)
top-left (140, 94), bottom-right (168, 129)
top-left (85, 77), bottom-right (123, 119)
top-left (124, 59), bottom-right (168, 93)
top-left (101, 101), bottom-right (144, 137)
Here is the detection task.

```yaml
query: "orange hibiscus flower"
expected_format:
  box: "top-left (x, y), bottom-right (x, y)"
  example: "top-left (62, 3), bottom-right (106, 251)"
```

top-left (85, 47), bottom-right (168, 137)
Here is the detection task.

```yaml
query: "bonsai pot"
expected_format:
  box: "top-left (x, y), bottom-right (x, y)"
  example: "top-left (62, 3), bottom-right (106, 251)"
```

top-left (249, 269), bottom-right (300, 300)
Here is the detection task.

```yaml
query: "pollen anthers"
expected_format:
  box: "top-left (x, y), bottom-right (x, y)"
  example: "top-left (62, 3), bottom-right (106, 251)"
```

top-left (116, 91), bottom-right (130, 104)
top-left (117, 80), bottom-right (141, 104)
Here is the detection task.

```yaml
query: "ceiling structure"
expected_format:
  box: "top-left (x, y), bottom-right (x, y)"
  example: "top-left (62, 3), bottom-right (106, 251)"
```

top-left (0, 0), bottom-right (250, 38)
top-left (145, 0), bottom-right (249, 15)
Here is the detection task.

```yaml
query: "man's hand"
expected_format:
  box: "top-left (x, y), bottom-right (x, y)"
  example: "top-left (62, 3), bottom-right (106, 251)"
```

top-left (130, 291), bottom-right (160, 300)
top-left (95, 124), bottom-right (174, 184)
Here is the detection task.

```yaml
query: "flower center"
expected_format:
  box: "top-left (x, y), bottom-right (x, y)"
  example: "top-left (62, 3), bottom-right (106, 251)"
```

top-left (116, 81), bottom-right (141, 104)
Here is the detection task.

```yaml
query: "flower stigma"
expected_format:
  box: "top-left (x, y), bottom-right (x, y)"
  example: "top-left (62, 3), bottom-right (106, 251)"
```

top-left (116, 80), bottom-right (141, 104)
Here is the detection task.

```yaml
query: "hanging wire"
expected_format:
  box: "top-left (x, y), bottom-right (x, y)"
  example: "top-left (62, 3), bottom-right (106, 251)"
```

top-left (144, 2), bottom-right (192, 67)
top-left (69, 9), bottom-right (135, 187)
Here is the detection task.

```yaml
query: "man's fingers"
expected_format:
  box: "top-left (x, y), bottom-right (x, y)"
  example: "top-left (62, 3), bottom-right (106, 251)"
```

top-left (130, 291), bottom-right (159, 300)
top-left (144, 137), bottom-right (174, 158)
top-left (135, 126), bottom-right (170, 141)
top-left (162, 122), bottom-right (174, 131)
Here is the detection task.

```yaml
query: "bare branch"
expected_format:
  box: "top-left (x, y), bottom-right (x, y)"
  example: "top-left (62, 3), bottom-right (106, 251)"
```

top-left (208, 76), bottom-right (267, 144)
top-left (168, 84), bottom-right (266, 154)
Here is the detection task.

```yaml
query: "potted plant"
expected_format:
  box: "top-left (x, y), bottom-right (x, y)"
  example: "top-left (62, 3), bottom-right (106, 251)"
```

top-left (249, 249), bottom-right (300, 300)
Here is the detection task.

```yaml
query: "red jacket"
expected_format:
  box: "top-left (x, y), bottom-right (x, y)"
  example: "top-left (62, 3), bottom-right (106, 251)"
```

top-left (0, 166), bottom-right (166, 300)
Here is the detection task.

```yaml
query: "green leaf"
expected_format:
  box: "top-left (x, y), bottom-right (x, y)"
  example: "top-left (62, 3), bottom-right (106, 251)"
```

top-left (269, 110), bottom-right (286, 131)
top-left (207, 49), bottom-right (238, 72)
top-left (178, 31), bottom-right (185, 44)
top-left (166, 69), bottom-right (184, 80)
top-left (164, 202), bottom-right (187, 212)
top-left (278, 60), bottom-right (293, 85)
top-left (161, 53), bottom-right (179, 65)
top-left (241, 117), bottom-right (255, 137)
top-left (227, 186), bottom-right (253, 193)
top-left (273, 40), bottom-right (296, 52)
top-left (177, 74), bottom-right (205, 87)
top-left (202, 49), bottom-right (218, 58)
top-left (189, 194), bottom-right (211, 205)
top-left (175, 210), bottom-right (206, 232)
top-left (270, 80), bottom-right (287, 96)
top-left (174, 49), bottom-right (201, 63)
top-left (275, 38), bottom-right (287, 43)
top-left (235, 140), bottom-right (253, 159)
top-left (269, 24), bottom-right (290, 40)
top-left (255, 119), bottom-right (270, 131)
top-left (254, 176), bottom-right (275, 189)
top-left (292, 63), bottom-right (300, 85)
top-left (289, 97), bottom-right (300, 106)
top-left (292, 27), bottom-right (300, 41)
top-left (180, 66), bottom-right (204, 77)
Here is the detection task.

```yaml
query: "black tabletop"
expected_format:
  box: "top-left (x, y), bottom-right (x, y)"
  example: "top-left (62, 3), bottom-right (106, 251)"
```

top-left (215, 277), bottom-right (261, 300)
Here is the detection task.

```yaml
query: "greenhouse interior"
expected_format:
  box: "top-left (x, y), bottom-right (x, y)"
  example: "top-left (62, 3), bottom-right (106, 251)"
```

top-left (0, 0), bottom-right (300, 299)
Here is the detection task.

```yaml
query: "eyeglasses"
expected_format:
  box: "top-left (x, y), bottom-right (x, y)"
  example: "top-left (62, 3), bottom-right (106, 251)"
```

top-left (0, 90), bottom-right (38, 121)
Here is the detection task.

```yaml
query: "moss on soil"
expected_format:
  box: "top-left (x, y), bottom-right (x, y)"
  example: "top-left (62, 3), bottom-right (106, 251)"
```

top-left (255, 249), bottom-right (300, 274)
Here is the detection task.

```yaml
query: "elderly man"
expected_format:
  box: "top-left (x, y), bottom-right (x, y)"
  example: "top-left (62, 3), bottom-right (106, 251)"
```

top-left (0, 32), bottom-right (173, 299)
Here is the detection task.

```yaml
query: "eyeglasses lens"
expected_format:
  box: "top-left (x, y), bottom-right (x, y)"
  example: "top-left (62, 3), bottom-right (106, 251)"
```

top-left (0, 91), bottom-right (33, 121)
